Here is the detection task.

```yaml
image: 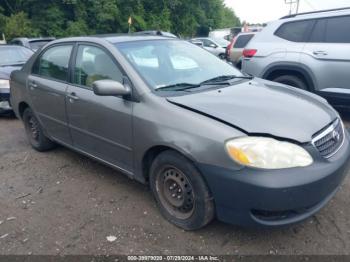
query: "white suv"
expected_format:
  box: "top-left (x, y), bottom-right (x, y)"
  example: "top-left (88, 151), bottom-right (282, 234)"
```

top-left (242, 8), bottom-right (350, 109)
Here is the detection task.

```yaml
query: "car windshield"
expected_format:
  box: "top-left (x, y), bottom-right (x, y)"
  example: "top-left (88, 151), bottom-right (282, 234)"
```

top-left (0, 46), bottom-right (34, 66)
top-left (29, 40), bottom-right (52, 51)
top-left (115, 40), bottom-right (243, 90)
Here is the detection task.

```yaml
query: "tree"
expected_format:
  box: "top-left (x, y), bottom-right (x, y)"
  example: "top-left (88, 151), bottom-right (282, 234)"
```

top-left (0, 0), bottom-right (241, 39)
top-left (4, 11), bottom-right (36, 39)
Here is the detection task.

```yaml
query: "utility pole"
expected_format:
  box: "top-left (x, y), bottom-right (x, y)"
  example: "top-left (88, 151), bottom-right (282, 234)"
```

top-left (285, 0), bottom-right (299, 15)
top-left (296, 0), bottom-right (300, 13)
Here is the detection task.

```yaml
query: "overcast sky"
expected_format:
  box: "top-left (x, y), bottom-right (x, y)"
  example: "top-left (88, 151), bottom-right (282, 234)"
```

top-left (224, 0), bottom-right (350, 24)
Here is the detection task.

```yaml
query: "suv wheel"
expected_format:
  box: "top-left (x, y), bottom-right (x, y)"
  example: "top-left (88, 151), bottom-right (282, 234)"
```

top-left (272, 75), bottom-right (308, 90)
top-left (149, 150), bottom-right (215, 230)
top-left (23, 107), bottom-right (55, 151)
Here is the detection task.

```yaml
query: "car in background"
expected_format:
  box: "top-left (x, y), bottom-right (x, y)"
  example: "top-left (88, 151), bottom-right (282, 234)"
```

top-left (191, 37), bottom-right (230, 59)
top-left (9, 37), bottom-right (55, 51)
top-left (0, 45), bottom-right (33, 114)
top-left (226, 32), bottom-right (256, 69)
top-left (10, 35), bottom-right (350, 230)
top-left (242, 7), bottom-right (350, 109)
top-left (133, 31), bottom-right (178, 38)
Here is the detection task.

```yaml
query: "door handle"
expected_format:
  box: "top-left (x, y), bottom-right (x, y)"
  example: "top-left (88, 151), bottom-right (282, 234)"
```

top-left (67, 92), bottom-right (79, 102)
top-left (313, 50), bottom-right (328, 56)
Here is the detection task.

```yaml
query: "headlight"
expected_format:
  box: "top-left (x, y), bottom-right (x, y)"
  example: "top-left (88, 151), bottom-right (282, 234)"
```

top-left (225, 137), bottom-right (313, 169)
top-left (0, 79), bottom-right (9, 89)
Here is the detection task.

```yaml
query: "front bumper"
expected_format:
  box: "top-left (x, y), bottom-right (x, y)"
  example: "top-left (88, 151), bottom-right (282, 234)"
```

top-left (198, 132), bottom-right (350, 227)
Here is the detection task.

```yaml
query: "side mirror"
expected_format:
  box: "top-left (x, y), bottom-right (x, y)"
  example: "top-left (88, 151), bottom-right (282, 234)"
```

top-left (92, 79), bottom-right (131, 97)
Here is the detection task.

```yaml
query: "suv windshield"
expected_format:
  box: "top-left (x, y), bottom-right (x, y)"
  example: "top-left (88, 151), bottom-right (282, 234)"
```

top-left (115, 40), bottom-right (243, 91)
top-left (0, 46), bottom-right (34, 66)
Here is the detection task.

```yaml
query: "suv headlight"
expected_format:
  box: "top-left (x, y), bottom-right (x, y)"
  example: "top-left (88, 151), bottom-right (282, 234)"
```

top-left (225, 137), bottom-right (313, 169)
top-left (0, 79), bottom-right (10, 89)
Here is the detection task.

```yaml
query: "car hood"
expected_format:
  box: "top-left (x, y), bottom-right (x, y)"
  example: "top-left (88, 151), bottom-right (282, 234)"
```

top-left (0, 65), bottom-right (22, 80)
top-left (166, 78), bottom-right (337, 143)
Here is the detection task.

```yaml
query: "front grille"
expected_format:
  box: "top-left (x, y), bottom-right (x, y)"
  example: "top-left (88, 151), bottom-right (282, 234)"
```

top-left (312, 119), bottom-right (344, 158)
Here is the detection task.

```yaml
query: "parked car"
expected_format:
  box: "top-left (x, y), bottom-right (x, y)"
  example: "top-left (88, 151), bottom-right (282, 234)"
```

top-left (191, 37), bottom-right (229, 59)
top-left (226, 32), bottom-right (257, 69)
top-left (0, 45), bottom-right (33, 114)
top-left (11, 36), bottom-right (350, 230)
top-left (189, 39), bottom-right (204, 47)
top-left (9, 37), bottom-right (55, 51)
top-left (242, 7), bottom-right (350, 109)
top-left (133, 31), bottom-right (178, 38)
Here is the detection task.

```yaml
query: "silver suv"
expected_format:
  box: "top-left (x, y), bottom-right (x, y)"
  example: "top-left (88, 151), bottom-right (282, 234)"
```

top-left (242, 8), bottom-right (350, 109)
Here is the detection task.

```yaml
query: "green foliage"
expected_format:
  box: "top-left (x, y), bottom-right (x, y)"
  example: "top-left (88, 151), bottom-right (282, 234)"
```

top-left (4, 11), bottom-right (36, 39)
top-left (0, 0), bottom-right (241, 39)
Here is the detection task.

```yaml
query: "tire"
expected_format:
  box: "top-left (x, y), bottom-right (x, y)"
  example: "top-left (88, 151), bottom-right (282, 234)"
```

top-left (22, 107), bottom-right (55, 152)
top-left (272, 75), bottom-right (308, 90)
top-left (219, 53), bottom-right (226, 60)
top-left (149, 150), bottom-right (215, 230)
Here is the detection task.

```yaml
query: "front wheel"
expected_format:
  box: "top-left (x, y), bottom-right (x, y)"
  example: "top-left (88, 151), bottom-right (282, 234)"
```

top-left (150, 150), bottom-right (215, 230)
top-left (272, 75), bottom-right (308, 90)
top-left (23, 107), bottom-right (55, 152)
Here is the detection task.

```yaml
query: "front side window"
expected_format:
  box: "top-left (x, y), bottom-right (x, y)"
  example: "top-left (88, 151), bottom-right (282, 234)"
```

top-left (325, 16), bottom-right (350, 43)
top-left (275, 20), bottom-right (314, 42)
top-left (34, 45), bottom-right (73, 81)
top-left (73, 45), bottom-right (123, 88)
top-left (116, 40), bottom-right (242, 90)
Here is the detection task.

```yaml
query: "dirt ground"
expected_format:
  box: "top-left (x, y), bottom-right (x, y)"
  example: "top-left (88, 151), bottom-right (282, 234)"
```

top-left (0, 112), bottom-right (350, 255)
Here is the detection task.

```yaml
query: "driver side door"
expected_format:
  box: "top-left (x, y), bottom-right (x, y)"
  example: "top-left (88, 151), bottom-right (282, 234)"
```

top-left (66, 44), bottom-right (133, 174)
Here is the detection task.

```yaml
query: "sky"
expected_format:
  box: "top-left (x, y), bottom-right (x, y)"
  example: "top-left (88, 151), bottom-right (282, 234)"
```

top-left (224, 0), bottom-right (350, 24)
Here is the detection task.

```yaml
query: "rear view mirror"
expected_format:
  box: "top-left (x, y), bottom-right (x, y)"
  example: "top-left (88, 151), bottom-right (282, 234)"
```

top-left (92, 80), bottom-right (131, 97)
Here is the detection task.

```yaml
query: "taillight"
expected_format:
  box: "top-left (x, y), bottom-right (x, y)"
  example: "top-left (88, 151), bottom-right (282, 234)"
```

top-left (243, 49), bottom-right (257, 58)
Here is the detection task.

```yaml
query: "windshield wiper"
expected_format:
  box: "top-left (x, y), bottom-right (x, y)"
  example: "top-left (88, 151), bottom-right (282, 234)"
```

top-left (155, 83), bottom-right (200, 91)
top-left (200, 75), bottom-right (253, 85)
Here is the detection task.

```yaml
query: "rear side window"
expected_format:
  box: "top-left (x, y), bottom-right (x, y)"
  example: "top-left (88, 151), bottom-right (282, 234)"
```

top-left (325, 16), bottom-right (350, 43)
top-left (233, 34), bottom-right (254, 48)
top-left (73, 45), bottom-right (123, 88)
top-left (275, 20), bottom-right (314, 42)
top-left (33, 45), bottom-right (73, 81)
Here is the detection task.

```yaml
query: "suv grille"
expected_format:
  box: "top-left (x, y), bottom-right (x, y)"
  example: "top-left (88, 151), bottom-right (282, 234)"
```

top-left (312, 119), bottom-right (344, 158)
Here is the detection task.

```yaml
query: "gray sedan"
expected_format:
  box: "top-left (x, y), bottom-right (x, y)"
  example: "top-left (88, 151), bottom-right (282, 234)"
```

top-left (10, 36), bottom-right (350, 230)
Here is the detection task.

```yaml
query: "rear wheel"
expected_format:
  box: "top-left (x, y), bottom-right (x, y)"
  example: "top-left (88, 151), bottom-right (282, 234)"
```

top-left (219, 53), bottom-right (226, 60)
top-left (150, 150), bottom-right (215, 230)
top-left (23, 107), bottom-right (55, 151)
top-left (272, 75), bottom-right (308, 90)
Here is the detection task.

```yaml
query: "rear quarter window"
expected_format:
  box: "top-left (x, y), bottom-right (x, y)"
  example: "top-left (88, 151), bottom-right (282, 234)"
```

top-left (275, 20), bottom-right (314, 42)
top-left (233, 34), bottom-right (254, 48)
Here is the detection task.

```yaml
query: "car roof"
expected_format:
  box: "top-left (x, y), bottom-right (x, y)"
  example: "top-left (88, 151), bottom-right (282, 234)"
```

top-left (49, 35), bottom-right (176, 45)
top-left (11, 37), bottom-right (55, 42)
top-left (280, 7), bottom-right (350, 21)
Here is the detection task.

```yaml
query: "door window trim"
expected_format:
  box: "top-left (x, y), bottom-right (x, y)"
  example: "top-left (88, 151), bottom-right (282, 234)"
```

top-left (69, 42), bottom-right (127, 91)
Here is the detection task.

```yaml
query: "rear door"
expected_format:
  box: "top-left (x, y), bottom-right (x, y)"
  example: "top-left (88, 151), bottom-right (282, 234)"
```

top-left (302, 15), bottom-right (350, 94)
top-left (66, 44), bottom-right (133, 174)
top-left (28, 44), bottom-right (73, 145)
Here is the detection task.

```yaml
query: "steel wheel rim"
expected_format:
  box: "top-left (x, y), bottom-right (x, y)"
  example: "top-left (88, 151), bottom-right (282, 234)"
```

top-left (28, 116), bottom-right (39, 141)
top-left (156, 166), bottom-right (195, 220)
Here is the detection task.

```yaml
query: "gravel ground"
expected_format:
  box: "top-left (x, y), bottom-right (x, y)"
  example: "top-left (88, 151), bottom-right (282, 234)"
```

top-left (0, 113), bottom-right (350, 255)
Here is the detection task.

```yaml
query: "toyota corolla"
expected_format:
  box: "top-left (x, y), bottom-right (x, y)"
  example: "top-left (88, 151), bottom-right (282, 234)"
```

top-left (10, 36), bottom-right (350, 230)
